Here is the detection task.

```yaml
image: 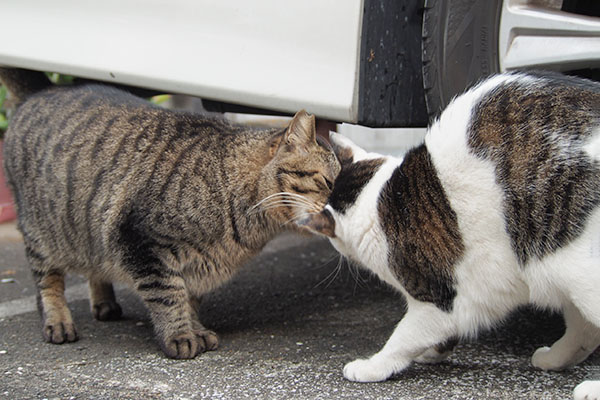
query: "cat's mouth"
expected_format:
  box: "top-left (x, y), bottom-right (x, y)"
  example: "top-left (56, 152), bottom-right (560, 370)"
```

top-left (247, 192), bottom-right (326, 225)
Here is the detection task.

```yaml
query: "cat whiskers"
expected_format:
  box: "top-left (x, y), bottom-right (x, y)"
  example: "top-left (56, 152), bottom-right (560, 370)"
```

top-left (249, 193), bottom-right (306, 213)
top-left (248, 192), bottom-right (323, 218)
top-left (250, 192), bottom-right (316, 210)
top-left (346, 257), bottom-right (367, 290)
top-left (314, 253), bottom-right (345, 288)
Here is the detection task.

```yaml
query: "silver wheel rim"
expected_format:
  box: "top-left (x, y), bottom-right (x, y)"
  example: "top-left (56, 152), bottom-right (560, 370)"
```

top-left (499, 0), bottom-right (600, 72)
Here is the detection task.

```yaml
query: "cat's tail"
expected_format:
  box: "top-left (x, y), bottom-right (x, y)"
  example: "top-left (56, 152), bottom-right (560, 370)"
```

top-left (0, 67), bottom-right (52, 107)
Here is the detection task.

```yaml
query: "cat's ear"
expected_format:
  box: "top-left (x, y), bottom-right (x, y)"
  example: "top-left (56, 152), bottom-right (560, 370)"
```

top-left (329, 131), bottom-right (367, 165)
top-left (296, 209), bottom-right (336, 238)
top-left (284, 109), bottom-right (316, 147)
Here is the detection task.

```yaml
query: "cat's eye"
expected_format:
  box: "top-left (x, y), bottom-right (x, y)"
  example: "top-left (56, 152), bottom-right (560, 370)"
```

top-left (324, 177), bottom-right (334, 191)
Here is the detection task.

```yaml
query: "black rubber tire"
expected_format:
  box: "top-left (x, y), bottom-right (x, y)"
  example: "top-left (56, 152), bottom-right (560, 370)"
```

top-left (421, 0), bottom-right (502, 118)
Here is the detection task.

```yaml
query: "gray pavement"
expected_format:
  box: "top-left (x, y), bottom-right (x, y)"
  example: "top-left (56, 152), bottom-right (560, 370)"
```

top-left (0, 225), bottom-right (598, 399)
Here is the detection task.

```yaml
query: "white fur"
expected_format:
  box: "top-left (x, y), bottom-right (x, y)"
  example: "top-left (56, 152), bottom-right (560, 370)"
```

top-left (324, 74), bottom-right (600, 397)
top-left (327, 132), bottom-right (403, 291)
top-left (427, 74), bottom-right (531, 336)
top-left (574, 380), bottom-right (600, 400)
top-left (584, 127), bottom-right (600, 161)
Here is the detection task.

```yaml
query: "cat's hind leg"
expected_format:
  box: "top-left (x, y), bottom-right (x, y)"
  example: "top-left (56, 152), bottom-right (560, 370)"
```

top-left (88, 278), bottom-right (122, 321)
top-left (343, 301), bottom-right (456, 382)
top-left (532, 302), bottom-right (600, 371)
top-left (32, 261), bottom-right (78, 344)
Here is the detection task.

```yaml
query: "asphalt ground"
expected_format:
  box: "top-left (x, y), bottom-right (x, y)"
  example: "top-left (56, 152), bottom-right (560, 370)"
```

top-left (0, 224), bottom-right (598, 399)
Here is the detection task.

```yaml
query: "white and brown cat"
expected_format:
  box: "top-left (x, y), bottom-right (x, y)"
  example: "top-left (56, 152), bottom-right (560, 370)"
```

top-left (299, 72), bottom-right (600, 399)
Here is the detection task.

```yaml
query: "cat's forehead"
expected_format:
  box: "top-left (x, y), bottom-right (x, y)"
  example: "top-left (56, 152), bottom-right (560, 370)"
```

top-left (328, 158), bottom-right (385, 213)
top-left (313, 137), bottom-right (342, 175)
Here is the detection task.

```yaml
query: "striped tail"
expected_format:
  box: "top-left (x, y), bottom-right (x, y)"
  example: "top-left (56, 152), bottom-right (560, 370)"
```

top-left (0, 67), bottom-right (52, 106)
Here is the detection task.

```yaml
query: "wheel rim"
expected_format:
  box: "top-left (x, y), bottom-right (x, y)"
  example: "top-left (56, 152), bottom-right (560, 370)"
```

top-left (499, 0), bottom-right (600, 72)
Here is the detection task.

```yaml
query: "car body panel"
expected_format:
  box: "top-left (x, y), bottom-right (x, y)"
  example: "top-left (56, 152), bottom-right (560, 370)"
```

top-left (0, 0), bottom-right (364, 122)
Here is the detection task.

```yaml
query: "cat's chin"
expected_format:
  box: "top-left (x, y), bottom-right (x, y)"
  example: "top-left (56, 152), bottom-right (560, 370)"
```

top-left (328, 239), bottom-right (360, 266)
top-left (328, 239), bottom-right (346, 256)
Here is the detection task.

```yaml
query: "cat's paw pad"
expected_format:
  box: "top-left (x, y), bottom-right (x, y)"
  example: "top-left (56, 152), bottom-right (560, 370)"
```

top-left (343, 359), bottom-right (390, 382)
top-left (92, 301), bottom-right (123, 321)
top-left (574, 380), bottom-right (600, 400)
top-left (42, 321), bottom-right (78, 344)
top-left (193, 329), bottom-right (219, 352)
top-left (531, 346), bottom-right (566, 371)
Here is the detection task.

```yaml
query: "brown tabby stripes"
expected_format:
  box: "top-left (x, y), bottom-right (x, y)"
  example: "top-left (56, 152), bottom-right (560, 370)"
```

top-left (378, 145), bottom-right (464, 311)
top-left (468, 73), bottom-right (600, 265)
top-left (2, 71), bottom-right (339, 358)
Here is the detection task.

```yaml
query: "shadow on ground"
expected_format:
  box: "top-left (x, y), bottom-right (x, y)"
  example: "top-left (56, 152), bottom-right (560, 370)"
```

top-left (0, 233), bottom-right (598, 399)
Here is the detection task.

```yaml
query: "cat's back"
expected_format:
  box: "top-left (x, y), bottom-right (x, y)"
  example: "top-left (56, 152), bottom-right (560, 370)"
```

top-left (427, 72), bottom-right (600, 157)
top-left (2, 83), bottom-right (240, 262)
top-left (15, 82), bottom-right (154, 114)
top-left (9, 83), bottom-right (154, 129)
top-left (426, 72), bottom-right (600, 267)
top-left (468, 72), bottom-right (600, 160)
top-left (3, 83), bottom-right (234, 185)
top-left (4, 84), bottom-right (161, 170)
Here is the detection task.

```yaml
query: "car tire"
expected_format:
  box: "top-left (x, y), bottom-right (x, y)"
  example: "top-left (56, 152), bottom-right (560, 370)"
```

top-left (421, 0), bottom-right (503, 118)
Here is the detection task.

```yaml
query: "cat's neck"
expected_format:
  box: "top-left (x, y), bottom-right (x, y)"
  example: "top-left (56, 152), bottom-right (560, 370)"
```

top-left (222, 128), bottom-right (290, 248)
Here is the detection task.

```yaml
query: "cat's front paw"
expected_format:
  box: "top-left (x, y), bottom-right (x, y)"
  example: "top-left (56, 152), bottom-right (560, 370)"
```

top-left (343, 358), bottom-right (391, 382)
top-left (532, 346), bottom-right (555, 370)
top-left (531, 346), bottom-right (568, 371)
top-left (193, 328), bottom-right (219, 352)
top-left (161, 329), bottom-right (219, 359)
top-left (42, 320), bottom-right (78, 344)
top-left (161, 332), bottom-right (203, 359)
top-left (574, 380), bottom-right (600, 400)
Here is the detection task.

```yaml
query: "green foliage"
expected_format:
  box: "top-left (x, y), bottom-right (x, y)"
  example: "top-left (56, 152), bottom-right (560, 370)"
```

top-left (0, 84), bottom-right (8, 133)
top-left (0, 73), bottom-right (75, 137)
top-left (149, 94), bottom-right (172, 106)
top-left (0, 74), bottom-right (171, 137)
top-left (46, 72), bottom-right (74, 85)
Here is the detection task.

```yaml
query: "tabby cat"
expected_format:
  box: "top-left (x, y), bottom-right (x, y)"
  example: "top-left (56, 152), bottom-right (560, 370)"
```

top-left (0, 68), bottom-right (340, 359)
top-left (299, 72), bottom-right (600, 399)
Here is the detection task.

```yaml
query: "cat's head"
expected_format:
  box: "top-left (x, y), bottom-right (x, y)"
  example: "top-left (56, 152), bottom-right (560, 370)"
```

top-left (256, 110), bottom-right (341, 226)
top-left (295, 132), bottom-right (390, 261)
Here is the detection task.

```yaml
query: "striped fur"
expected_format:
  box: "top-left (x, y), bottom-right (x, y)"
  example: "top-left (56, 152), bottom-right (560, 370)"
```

top-left (469, 72), bottom-right (600, 265)
top-left (299, 72), bottom-right (600, 399)
top-left (378, 144), bottom-right (463, 311)
top-left (1, 70), bottom-right (340, 359)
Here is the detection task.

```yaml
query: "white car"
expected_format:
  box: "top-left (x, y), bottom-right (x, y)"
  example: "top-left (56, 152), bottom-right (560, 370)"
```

top-left (0, 0), bottom-right (598, 127)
